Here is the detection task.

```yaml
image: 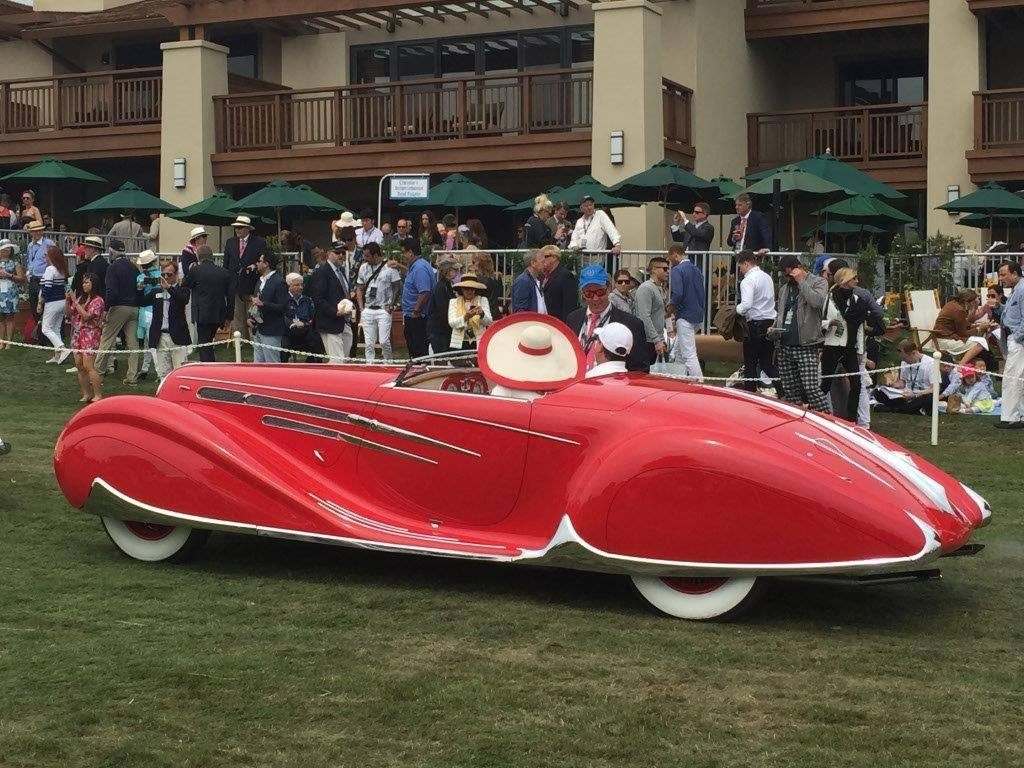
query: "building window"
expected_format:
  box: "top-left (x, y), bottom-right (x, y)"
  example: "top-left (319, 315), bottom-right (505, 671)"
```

top-left (482, 36), bottom-right (518, 76)
top-left (213, 34), bottom-right (259, 79)
top-left (838, 59), bottom-right (926, 106)
top-left (353, 46), bottom-right (392, 84)
top-left (398, 43), bottom-right (436, 80)
top-left (440, 40), bottom-right (476, 78)
top-left (522, 31), bottom-right (562, 69)
top-left (570, 29), bottom-right (594, 67)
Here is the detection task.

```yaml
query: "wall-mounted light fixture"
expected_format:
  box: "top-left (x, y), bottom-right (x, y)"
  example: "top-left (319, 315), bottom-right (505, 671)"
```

top-left (173, 158), bottom-right (186, 189)
top-left (610, 130), bottom-right (623, 165)
top-left (947, 184), bottom-right (960, 206)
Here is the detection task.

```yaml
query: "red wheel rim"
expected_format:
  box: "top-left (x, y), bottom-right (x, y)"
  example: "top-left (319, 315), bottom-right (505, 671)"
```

top-left (123, 520), bottom-right (175, 541)
top-left (660, 577), bottom-right (729, 595)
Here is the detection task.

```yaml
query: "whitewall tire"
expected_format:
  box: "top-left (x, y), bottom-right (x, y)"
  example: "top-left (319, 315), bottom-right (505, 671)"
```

top-left (631, 575), bottom-right (760, 620)
top-left (101, 517), bottom-right (208, 563)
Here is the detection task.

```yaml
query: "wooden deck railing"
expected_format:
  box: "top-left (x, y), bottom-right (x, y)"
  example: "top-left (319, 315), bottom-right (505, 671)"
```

top-left (214, 68), bottom-right (593, 152)
top-left (662, 79), bottom-right (693, 152)
top-left (747, 102), bottom-right (926, 169)
top-left (975, 88), bottom-right (1024, 150)
top-left (746, 0), bottom-right (900, 9)
top-left (0, 67), bottom-right (162, 135)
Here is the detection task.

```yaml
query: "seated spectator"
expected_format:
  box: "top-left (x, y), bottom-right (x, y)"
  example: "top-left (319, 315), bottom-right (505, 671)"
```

top-left (609, 268), bottom-right (636, 315)
top-left (873, 339), bottom-right (936, 414)
top-left (283, 272), bottom-right (316, 362)
top-left (933, 289), bottom-right (991, 365)
top-left (448, 274), bottom-right (493, 350)
top-left (67, 273), bottom-right (105, 402)
top-left (946, 363), bottom-right (998, 414)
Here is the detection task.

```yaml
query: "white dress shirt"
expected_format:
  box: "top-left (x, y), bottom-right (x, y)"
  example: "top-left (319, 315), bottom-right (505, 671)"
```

top-left (585, 360), bottom-right (627, 378)
top-left (735, 265), bottom-right (776, 321)
top-left (569, 210), bottom-right (621, 251)
top-left (356, 226), bottom-right (384, 248)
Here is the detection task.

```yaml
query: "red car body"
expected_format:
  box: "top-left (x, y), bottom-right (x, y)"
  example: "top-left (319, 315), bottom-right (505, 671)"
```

top-left (53, 360), bottom-right (990, 619)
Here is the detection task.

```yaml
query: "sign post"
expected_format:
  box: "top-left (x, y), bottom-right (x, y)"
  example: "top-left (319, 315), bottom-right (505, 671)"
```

top-left (378, 173), bottom-right (431, 226)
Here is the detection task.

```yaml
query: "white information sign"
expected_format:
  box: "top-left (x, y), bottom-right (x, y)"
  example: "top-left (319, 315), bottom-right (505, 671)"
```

top-left (389, 174), bottom-right (431, 200)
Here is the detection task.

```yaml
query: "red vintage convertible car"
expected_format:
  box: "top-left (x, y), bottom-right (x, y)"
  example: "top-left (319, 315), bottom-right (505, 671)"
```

top-left (53, 314), bottom-right (990, 620)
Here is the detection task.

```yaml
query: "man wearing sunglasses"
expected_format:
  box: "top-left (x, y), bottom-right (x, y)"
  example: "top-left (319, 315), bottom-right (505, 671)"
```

top-left (566, 264), bottom-right (651, 374)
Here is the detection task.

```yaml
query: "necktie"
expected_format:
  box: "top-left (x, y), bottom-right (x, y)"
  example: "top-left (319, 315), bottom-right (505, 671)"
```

top-left (584, 313), bottom-right (599, 371)
top-left (737, 218), bottom-right (747, 247)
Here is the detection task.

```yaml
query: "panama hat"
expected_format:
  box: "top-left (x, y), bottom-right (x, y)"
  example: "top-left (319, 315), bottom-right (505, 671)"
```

top-left (452, 274), bottom-right (488, 292)
top-left (25, 221), bottom-right (45, 232)
top-left (82, 236), bottom-right (104, 250)
top-left (478, 312), bottom-right (585, 392)
top-left (0, 238), bottom-right (19, 256)
top-left (136, 249), bottom-right (158, 267)
top-left (336, 298), bottom-right (355, 317)
top-left (188, 226), bottom-right (208, 242)
top-left (334, 211), bottom-right (358, 229)
top-left (231, 214), bottom-right (255, 229)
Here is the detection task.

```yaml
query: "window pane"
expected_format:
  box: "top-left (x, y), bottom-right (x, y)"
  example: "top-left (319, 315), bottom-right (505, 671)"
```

top-left (849, 78), bottom-right (884, 105)
top-left (441, 40), bottom-right (477, 78)
top-left (571, 30), bottom-right (594, 66)
top-left (354, 47), bottom-right (392, 84)
top-left (482, 36), bottom-right (517, 74)
top-left (896, 76), bottom-right (924, 103)
top-left (522, 32), bottom-right (561, 69)
top-left (398, 43), bottom-right (436, 80)
top-left (228, 56), bottom-right (256, 79)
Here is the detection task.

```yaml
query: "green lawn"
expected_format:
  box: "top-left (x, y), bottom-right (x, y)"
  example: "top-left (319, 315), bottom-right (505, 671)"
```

top-left (1, 346), bottom-right (1022, 768)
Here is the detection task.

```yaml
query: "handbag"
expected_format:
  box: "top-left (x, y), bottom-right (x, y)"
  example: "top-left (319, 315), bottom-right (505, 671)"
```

top-left (22, 315), bottom-right (38, 344)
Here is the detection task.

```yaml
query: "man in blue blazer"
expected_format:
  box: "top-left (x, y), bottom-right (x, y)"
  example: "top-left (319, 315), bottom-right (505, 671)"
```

top-left (249, 251), bottom-right (290, 363)
top-left (510, 250), bottom-right (547, 313)
top-left (727, 193), bottom-right (772, 254)
top-left (222, 214), bottom-right (271, 339)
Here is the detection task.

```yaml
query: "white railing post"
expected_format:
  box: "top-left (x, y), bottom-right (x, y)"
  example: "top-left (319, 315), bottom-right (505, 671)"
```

top-left (233, 331), bottom-right (242, 363)
top-left (931, 350), bottom-right (941, 446)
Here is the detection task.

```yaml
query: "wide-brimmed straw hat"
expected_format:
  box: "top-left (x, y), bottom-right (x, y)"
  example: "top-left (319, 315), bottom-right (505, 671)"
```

top-left (136, 249), bottom-right (158, 267)
top-left (453, 274), bottom-right (487, 292)
top-left (83, 236), bottom-right (104, 250)
top-left (188, 226), bottom-right (208, 242)
top-left (0, 238), bottom-right (19, 255)
top-left (334, 211), bottom-right (358, 229)
top-left (478, 312), bottom-right (585, 392)
top-left (231, 214), bottom-right (254, 230)
top-left (25, 221), bottom-right (45, 232)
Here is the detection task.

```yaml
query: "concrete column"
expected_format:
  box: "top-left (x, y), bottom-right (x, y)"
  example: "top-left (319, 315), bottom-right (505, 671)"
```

top-left (591, 0), bottom-right (664, 252)
top-left (927, 3), bottom-right (982, 249)
top-left (158, 40), bottom-right (229, 252)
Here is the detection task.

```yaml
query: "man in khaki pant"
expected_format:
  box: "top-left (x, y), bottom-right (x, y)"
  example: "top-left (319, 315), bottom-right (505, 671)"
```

top-left (94, 249), bottom-right (143, 384)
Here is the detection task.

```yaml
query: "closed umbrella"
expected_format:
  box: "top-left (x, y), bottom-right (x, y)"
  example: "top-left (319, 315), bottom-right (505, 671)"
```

top-left (2, 156), bottom-right (106, 229)
top-left (747, 152), bottom-right (905, 200)
top-left (743, 165), bottom-right (854, 249)
top-left (76, 181), bottom-right (179, 214)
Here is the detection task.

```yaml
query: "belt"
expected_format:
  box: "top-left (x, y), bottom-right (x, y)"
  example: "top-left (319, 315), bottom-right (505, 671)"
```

top-left (367, 305), bottom-right (382, 310)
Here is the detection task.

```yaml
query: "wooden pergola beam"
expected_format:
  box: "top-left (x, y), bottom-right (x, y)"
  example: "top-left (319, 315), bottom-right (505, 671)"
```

top-left (477, 1), bottom-right (511, 17)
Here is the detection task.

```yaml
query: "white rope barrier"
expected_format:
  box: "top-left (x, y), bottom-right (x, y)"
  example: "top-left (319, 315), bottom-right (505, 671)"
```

top-left (2, 338), bottom-right (230, 355)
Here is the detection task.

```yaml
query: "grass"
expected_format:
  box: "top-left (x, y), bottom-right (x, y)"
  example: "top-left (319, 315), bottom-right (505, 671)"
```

top-left (1, 346), bottom-right (1022, 768)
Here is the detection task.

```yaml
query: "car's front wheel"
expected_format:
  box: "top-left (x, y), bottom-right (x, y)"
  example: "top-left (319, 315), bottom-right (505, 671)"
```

top-left (101, 517), bottom-right (208, 563)
top-left (630, 575), bottom-right (760, 620)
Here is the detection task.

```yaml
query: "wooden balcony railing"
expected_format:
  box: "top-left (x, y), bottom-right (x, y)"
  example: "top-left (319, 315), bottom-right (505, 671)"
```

top-left (662, 79), bottom-right (693, 152)
top-left (214, 68), bottom-right (593, 153)
top-left (0, 67), bottom-right (162, 135)
top-left (974, 88), bottom-right (1024, 150)
top-left (746, 0), bottom-right (904, 10)
top-left (748, 102), bottom-right (926, 169)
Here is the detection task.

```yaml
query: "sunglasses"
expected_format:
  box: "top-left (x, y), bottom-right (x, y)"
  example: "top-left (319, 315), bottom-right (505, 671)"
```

top-left (615, 279), bottom-right (631, 285)
top-left (582, 288), bottom-right (608, 298)
top-left (162, 272), bottom-right (176, 278)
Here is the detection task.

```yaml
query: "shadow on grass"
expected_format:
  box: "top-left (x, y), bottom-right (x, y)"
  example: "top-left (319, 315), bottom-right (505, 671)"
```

top-left (79, 526), bottom-right (975, 630)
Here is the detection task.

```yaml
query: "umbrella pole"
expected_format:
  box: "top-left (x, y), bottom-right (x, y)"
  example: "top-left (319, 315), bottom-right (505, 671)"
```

top-left (50, 187), bottom-right (56, 231)
top-left (789, 196), bottom-right (796, 252)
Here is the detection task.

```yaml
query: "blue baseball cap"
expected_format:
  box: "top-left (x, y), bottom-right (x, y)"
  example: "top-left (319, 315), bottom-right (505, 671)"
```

top-left (579, 264), bottom-right (609, 289)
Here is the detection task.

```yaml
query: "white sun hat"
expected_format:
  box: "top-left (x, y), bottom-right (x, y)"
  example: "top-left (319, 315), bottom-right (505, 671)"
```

top-left (136, 249), bottom-right (158, 267)
top-left (231, 214), bottom-right (255, 229)
top-left (188, 226), bottom-right (208, 242)
top-left (478, 312), bottom-right (584, 392)
top-left (333, 211), bottom-right (358, 230)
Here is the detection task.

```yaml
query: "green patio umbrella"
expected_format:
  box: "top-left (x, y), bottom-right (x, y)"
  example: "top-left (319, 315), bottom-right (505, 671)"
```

top-left (76, 181), bottom-right (179, 214)
top-left (937, 183), bottom-right (1024, 240)
top-left (747, 152), bottom-right (906, 200)
top-left (234, 179), bottom-right (341, 235)
top-left (813, 194), bottom-right (916, 228)
top-left (556, 175), bottom-right (638, 208)
top-left (743, 165), bottom-right (855, 249)
top-left (2, 156), bottom-right (106, 229)
top-left (400, 173), bottom-right (512, 212)
top-left (294, 184), bottom-right (348, 215)
top-left (956, 211), bottom-right (1024, 243)
top-left (607, 160), bottom-right (719, 208)
top-left (167, 190), bottom-right (253, 226)
top-left (802, 221), bottom-right (885, 237)
top-left (506, 186), bottom-right (565, 214)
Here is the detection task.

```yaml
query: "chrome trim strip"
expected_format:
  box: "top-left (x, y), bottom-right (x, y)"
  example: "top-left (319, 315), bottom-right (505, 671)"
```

top-left (83, 479), bottom-right (944, 578)
top-left (197, 386), bottom-right (480, 458)
top-left (179, 375), bottom-right (579, 446)
top-left (795, 432), bottom-right (897, 490)
top-left (262, 416), bottom-right (437, 465)
top-left (960, 483), bottom-right (993, 527)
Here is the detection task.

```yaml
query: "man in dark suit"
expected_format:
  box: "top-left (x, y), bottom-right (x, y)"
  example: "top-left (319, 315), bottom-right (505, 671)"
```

top-left (727, 193), bottom-right (772, 254)
top-left (566, 264), bottom-right (652, 373)
top-left (308, 241), bottom-right (353, 364)
top-left (540, 245), bottom-right (579, 323)
top-left (510, 250), bottom-right (546, 313)
top-left (148, 260), bottom-right (192, 379)
top-left (249, 251), bottom-right (290, 363)
top-left (671, 202), bottom-right (715, 252)
top-left (70, 235), bottom-right (108, 298)
top-left (222, 214), bottom-right (270, 340)
top-left (181, 244), bottom-right (231, 363)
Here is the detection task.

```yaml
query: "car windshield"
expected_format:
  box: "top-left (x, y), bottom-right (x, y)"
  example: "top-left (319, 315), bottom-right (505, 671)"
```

top-left (394, 349), bottom-right (480, 387)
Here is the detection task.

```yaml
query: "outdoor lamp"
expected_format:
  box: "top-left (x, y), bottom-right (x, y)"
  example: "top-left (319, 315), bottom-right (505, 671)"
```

top-left (610, 131), bottom-right (624, 165)
top-left (947, 185), bottom-right (960, 206)
top-left (173, 158), bottom-right (187, 189)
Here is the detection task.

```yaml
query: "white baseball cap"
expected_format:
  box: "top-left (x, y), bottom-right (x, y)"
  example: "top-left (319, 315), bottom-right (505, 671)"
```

top-left (594, 322), bottom-right (633, 357)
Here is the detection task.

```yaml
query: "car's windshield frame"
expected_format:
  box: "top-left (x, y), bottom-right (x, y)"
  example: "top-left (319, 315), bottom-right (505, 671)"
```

top-left (394, 349), bottom-right (480, 388)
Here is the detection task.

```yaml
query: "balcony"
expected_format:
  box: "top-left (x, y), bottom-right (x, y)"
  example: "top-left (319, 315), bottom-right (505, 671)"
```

top-left (0, 68), bottom-right (162, 164)
top-left (747, 102), bottom-right (927, 187)
top-left (211, 69), bottom-right (594, 184)
top-left (745, 0), bottom-right (929, 39)
top-left (966, 88), bottom-right (1024, 182)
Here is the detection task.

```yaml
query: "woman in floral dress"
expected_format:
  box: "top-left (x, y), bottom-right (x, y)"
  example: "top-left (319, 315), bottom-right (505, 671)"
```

top-left (68, 273), bottom-right (105, 402)
top-left (0, 240), bottom-right (25, 350)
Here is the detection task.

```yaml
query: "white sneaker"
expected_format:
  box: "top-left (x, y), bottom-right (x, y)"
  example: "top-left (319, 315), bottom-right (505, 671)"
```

top-left (57, 349), bottom-right (71, 365)
top-left (65, 366), bottom-right (78, 374)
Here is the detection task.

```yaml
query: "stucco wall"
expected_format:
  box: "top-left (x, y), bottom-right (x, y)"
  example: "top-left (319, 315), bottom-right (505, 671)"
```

top-left (34, 0), bottom-right (138, 11)
top-left (281, 31), bottom-right (348, 89)
top-left (0, 40), bottom-right (54, 80)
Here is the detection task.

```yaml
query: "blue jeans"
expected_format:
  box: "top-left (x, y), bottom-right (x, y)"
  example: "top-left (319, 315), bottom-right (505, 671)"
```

top-left (253, 332), bottom-right (282, 363)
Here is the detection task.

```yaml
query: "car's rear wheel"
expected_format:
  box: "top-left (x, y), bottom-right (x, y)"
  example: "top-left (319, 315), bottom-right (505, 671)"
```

top-left (630, 575), bottom-right (760, 620)
top-left (101, 517), bottom-right (208, 563)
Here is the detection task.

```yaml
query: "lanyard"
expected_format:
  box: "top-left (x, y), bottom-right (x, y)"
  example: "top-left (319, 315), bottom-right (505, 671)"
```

top-left (579, 308), bottom-right (611, 351)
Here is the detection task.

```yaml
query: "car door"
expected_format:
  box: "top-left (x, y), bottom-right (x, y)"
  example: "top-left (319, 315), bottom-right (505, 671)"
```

top-left (356, 384), bottom-right (531, 527)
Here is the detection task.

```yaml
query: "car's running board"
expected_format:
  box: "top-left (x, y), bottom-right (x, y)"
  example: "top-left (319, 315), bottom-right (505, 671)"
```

top-left (941, 543), bottom-right (986, 558)
top-left (785, 569), bottom-right (942, 586)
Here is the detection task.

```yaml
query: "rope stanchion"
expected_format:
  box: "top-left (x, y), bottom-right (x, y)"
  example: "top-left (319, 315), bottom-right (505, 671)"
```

top-left (233, 331), bottom-right (242, 364)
